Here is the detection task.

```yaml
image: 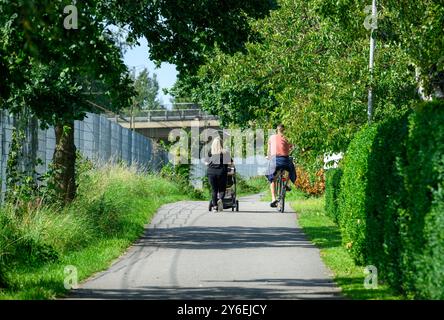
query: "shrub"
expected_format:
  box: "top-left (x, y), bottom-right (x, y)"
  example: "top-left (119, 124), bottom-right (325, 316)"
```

top-left (365, 113), bottom-right (410, 292)
top-left (337, 100), bottom-right (444, 298)
top-left (295, 167), bottom-right (325, 196)
top-left (160, 163), bottom-right (206, 199)
top-left (0, 267), bottom-right (5, 289)
top-left (400, 100), bottom-right (444, 299)
top-left (337, 125), bottom-right (378, 264)
top-left (324, 167), bottom-right (343, 224)
top-left (336, 112), bottom-right (409, 278)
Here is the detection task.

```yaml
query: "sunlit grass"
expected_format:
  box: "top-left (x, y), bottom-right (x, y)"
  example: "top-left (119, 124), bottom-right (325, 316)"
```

top-left (236, 176), bottom-right (269, 197)
top-left (0, 164), bottom-right (193, 300)
top-left (292, 196), bottom-right (405, 300)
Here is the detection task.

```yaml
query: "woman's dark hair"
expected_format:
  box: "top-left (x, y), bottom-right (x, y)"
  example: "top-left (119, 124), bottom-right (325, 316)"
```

top-left (277, 124), bottom-right (285, 133)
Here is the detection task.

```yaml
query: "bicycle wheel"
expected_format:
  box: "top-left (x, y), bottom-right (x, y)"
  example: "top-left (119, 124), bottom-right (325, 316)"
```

top-left (279, 178), bottom-right (286, 213)
top-left (274, 174), bottom-right (281, 212)
top-left (279, 192), bottom-right (285, 212)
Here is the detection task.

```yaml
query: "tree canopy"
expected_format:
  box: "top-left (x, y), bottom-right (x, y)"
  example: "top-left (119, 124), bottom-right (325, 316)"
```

top-left (99, 0), bottom-right (279, 75)
top-left (0, 0), bottom-right (278, 201)
top-left (133, 68), bottom-right (162, 110)
top-left (1, 0), bottom-right (279, 123)
top-left (121, 68), bottom-right (163, 115)
top-left (0, 0), bottom-right (134, 126)
top-left (172, 0), bottom-right (443, 168)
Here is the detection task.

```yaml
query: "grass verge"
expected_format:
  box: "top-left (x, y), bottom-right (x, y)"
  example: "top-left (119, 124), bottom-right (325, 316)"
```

top-left (0, 164), bottom-right (198, 300)
top-left (290, 195), bottom-right (406, 300)
top-left (236, 176), bottom-right (269, 197)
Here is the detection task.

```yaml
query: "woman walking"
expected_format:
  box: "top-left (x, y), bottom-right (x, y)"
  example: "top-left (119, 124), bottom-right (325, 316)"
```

top-left (205, 137), bottom-right (232, 212)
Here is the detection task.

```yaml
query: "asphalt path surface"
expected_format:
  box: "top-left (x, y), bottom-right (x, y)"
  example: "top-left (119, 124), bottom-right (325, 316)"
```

top-left (69, 194), bottom-right (342, 299)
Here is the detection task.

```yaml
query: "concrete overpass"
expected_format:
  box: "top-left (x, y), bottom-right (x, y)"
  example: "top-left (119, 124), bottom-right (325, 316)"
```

top-left (109, 109), bottom-right (221, 142)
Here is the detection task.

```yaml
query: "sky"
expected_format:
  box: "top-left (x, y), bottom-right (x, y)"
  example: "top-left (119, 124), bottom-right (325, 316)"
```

top-left (123, 37), bottom-right (178, 107)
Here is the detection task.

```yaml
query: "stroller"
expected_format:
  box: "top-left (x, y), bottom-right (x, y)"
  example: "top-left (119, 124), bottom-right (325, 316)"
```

top-left (208, 162), bottom-right (239, 212)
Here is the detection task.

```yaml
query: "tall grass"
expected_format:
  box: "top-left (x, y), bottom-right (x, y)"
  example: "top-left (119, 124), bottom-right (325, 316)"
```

top-left (0, 163), bottom-right (195, 299)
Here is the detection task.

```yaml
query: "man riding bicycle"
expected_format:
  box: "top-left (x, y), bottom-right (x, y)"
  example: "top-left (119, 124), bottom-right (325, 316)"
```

top-left (265, 124), bottom-right (297, 208)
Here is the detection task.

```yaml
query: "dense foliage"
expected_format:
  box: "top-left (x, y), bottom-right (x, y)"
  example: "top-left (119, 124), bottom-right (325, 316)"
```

top-left (0, 0), bottom-right (277, 201)
top-left (0, 0), bottom-right (133, 123)
top-left (172, 0), bottom-right (444, 169)
top-left (100, 0), bottom-right (278, 75)
top-left (294, 167), bottom-right (325, 196)
top-left (324, 168), bottom-right (342, 223)
top-left (121, 68), bottom-right (164, 116)
top-left (400, 100), bottom-right (444, 299)
top-left (337, 124), bottom-right (378, 264)
top-left (336, 101), bottom-right (444, 299)
top-left (0, 0), bottom-right (135, 202)
top-left (362, 113), bottom-right (410, 292)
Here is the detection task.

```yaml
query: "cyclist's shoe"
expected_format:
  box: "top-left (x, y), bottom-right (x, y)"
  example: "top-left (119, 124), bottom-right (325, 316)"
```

top-left (212, 207), bottom-right (218, 213)
top-left (285, 185), bottom-right (292, 192)
top-left (270, 200), bottom-right (278, 208)
top-left (217, 199), bottom-right (223, 212)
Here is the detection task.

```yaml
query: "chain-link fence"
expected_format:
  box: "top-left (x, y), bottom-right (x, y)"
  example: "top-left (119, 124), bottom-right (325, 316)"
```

top-left (0, 111), bottom-right (168, 198)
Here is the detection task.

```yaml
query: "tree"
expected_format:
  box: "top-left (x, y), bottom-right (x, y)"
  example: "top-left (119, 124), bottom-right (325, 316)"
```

top-left (174, 0), bottom-right (442, 170)
top-left (0, 0), bottom-right (133, 203)
top-left (100, 0), bottom-right (279, 75)
top-left (315, 0), bottom-right (444, 99)
top-left (122, 68), bottom-right (163, 115)
top-left (133, 68), bottom-right (162, 110)
top-left (0, 0), bottom-right (278, 202)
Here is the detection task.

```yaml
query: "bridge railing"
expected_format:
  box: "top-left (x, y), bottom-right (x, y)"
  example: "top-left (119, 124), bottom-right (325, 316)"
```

top-left (113, 109), bottom-right (218, 123)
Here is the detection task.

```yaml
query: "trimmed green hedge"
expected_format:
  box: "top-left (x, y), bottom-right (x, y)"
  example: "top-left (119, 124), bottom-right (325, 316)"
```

top-left (337, 100), bottom-right (444, 299)
top-left (0, 263), bottom-right (5, 289)
top-left (324, 167), bottom-right (343, 224)
top-left (337, 125), bottom-right (378, 264)
top-left (400, 100), bottom-right (444, 299)
top-left (365, 113), bottom-right (409, 292)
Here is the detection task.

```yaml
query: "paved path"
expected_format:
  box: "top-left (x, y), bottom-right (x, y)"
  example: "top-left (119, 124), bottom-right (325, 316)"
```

top-left (69, 194), bottom-right (341, 299)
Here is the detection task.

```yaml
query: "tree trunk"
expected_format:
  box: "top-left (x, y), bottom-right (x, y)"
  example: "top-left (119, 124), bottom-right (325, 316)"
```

top-left (53, 120), bottom-right (76, 203)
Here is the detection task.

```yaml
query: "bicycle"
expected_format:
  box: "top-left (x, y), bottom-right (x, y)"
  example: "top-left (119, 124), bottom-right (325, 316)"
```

top-left (274, 168), bottom-right (290, 213)
top-left (272, 151), bottom-right (296, 213)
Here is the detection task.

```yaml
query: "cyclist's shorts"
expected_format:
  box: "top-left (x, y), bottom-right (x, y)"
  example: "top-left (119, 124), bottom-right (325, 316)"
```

top-left (265, 156), bottom-right (294, 183)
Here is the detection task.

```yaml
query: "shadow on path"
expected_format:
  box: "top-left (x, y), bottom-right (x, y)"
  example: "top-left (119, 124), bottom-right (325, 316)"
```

top-left (141, 226), bottom-right (315, 250)
top-left (72, 277), bottom-right (343, 300)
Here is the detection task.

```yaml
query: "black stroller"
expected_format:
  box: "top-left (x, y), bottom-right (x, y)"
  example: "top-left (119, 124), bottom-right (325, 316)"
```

top-left (208, 162), bottom-right (239, 212)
